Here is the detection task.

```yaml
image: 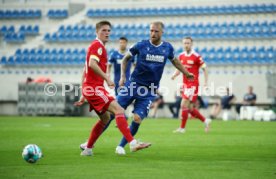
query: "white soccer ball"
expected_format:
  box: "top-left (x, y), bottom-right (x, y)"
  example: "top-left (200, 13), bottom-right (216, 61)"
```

top-left (22, 144), bottom-right (42, 163)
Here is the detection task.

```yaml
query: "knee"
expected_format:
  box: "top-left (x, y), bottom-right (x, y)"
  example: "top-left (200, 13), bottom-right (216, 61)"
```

top-left (133, 114), bottom-right (142, 124)
top-left (114, 106), bottom-right (125, 115)
top-left (181, 103), bottom-right (189, 110)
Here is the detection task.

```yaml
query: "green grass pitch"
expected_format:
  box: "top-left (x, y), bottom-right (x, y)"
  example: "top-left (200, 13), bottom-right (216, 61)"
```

top-left (0, 116), bottom-right (275, 179)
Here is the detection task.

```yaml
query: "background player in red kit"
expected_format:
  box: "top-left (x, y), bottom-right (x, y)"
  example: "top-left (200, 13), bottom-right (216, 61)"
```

top-left (171, 37), bottom-right (211, 133)
top-left (74, 21), bottom-right (151, 156)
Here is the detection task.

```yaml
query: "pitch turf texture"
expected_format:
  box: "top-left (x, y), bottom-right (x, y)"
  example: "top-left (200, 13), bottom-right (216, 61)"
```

top-left (0, 116), bottom-right (275, 179)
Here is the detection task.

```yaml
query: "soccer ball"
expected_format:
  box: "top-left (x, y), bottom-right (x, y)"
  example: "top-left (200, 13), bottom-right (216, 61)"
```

top-left (22, 144), bottom-right (42, 163)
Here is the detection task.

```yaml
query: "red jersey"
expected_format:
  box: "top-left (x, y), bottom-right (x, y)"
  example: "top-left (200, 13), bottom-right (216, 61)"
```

top-left (179, 50), bottom-right (204, 86)
top-left (83, 39), bottom-right (108, 86)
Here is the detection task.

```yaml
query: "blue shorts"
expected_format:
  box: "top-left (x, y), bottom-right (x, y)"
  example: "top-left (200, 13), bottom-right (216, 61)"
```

top-left (117, 81), bottom-right (157, 120)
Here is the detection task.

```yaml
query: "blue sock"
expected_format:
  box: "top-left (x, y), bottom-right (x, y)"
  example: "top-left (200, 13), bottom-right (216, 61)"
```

top-left (119, 121), bottom-right (140, 147)
top-left (103, 114), bottom-right (115, 132)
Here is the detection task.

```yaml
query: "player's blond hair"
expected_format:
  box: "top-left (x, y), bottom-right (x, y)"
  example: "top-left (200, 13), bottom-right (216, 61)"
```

top-left (150, 21), bottom-right (164, 30)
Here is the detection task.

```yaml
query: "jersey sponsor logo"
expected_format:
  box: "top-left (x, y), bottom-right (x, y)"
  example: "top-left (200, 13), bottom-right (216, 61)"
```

top-left (187, 60), bottom-right (194, 64)
top-left (97, 47), bottom-right (103, 55)
top-left (146, 54), bottom-right (165, 63)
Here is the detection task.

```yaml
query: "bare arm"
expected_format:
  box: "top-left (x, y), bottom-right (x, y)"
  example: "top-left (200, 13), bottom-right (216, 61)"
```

top-left (171, 58), bottom-right (194, 79)
top-left (107, 64), bottom-right (112, 77)
top-left (201, 64), bottom-right (208, 86)
top-left (119, 52), bottom-right (133, 86)
top-left (171, 70), bottom-right (181, 80)
top-left (74, 67), bottom-right (86, 106)
top-left (89, 58), bottom-right (114, 88)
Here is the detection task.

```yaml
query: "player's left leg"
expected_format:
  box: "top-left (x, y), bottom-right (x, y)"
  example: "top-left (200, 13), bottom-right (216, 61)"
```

top-left (116, 113), bottom-right (141, 155)
top-left (188, 87), bottom-right (211, 132)
top-left (81, 112), bottom-right (111, 156)
top-left (173, 98), bottom-right (191, 133)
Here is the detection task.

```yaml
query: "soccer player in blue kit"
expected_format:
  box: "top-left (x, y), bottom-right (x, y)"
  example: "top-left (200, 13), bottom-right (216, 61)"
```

top-left (80, 21), bottom-right (194, 155)
top-left (114, 21), bottom-right (194, 155)
top-left (107, 37), bottom-right (135, 96)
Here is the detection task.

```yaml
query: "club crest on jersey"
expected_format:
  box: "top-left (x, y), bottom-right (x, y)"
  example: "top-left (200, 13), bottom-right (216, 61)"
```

top-left (97, 48), bottom-right (103, 55)
top-left (187, 60), bottom-right (194, 64)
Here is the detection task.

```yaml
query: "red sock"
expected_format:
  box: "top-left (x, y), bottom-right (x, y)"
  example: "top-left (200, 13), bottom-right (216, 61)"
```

top-left (87, 120), bottom-right (106, 148)
top-left (115, 113), bottom-right (134, 143)
top-left (180, 108), bottom-right (189, 128)
top-left (189, 108), bottom-right (205, 122)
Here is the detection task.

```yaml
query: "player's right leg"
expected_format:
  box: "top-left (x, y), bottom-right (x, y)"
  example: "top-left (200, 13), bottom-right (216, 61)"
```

top-left (81, 112), bottom-right (110, 156)
top-left (173, 98), bottom-right (190, 133)
top-left (107, 101), bottom-right (151, 153)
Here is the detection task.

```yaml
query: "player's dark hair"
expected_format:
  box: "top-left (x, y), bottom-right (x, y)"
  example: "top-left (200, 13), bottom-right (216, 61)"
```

top-left (96, 20), bottom-right (112, 31)
top-left (184, 36), bottom-right (193, 42)
top-left (151, 21), bottom-right (164, 29)
top-left (26, 77), bottom-right (33, 83)
top-left (119, 37), bottom-right (128, 42)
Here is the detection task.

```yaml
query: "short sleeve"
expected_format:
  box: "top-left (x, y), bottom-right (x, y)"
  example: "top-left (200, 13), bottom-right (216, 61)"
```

top-left (198, 55), bottom-right (205, 66)
top-left (168, 43), bottom-right (175, 61)
top-left (108, 52), bottom-right (115, 64)
top-left (129, 41), bottom-right (142, 56)
top-left (89, 43), bottom-right (102, 63)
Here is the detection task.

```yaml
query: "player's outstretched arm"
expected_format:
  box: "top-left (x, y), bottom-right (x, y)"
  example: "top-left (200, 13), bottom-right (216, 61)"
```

top-left (89, 58), bottom-right (115, 88)
top-left (171, 57), bottom-right (194, 79)
top-left (107, 64), bottom-right (112, 78)
top-left (119, 52), bottom-right (132, 86)
top-left (74, 67), bottom-right (87, 106)
top-left (171, 70), bottom-right (181, 80)
top-left (201, 64), bottom-right (208, 86)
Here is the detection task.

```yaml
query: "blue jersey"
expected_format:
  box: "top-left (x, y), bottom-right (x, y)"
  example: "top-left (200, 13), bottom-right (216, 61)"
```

top-left (129, 40), bottom-right (175, 87)
top-left (109, 50), bottom-right (134, 85)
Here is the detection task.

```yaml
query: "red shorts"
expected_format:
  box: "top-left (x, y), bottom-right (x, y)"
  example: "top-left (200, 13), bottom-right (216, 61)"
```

top-left (181, 85), bottom-right (199, 103)
top-left (82, 85), bottom-right (115, 115)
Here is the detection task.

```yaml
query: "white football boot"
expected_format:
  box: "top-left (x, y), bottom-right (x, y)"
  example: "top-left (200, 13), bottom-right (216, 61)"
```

top-left (80, 148), bottom-right (93, 156)
top-left (129, 139), bottom-right (151, 152)
top-left (115, 146), bottom-right (126, 155)
top-left (173, 128), bottom-right (186, 133)
top-left (80, 141), bottom-right (88, 151)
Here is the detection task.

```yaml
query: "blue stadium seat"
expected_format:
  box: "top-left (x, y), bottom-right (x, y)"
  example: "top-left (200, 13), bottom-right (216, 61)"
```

top-left (44, 33), bottom-right (51, 42)
top-left (0, 56), bottom-right (7, 65)
top-left (19, 25), bottom-right (26, 34)
top-left (0, 26), bottom-right (7, 34)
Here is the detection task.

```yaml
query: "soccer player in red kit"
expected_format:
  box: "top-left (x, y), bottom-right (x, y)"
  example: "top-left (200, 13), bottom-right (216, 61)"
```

top-left (171, 37), bottom-right (211, 133)
top-left (74, 21), bottom-right (151, 156)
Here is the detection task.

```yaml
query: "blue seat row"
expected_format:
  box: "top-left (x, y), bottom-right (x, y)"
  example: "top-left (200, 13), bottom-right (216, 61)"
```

top-left (0, 9), bottom-right (41, 19)
top-left (47, 9), bottom-right (68, 19)
top-left (4, 33), bottom-right (25, 43)
top-left (87, 4), bottom-right (276, 17)
top-left (44, 21), bottom-right (276, 42)
top-left (1, 47), bottom-right (275, 66)
top-left (1, 25), bottom-right (39, 35)
top-left (14, 48), bottom-right (86, 56)
top-left (186, 46), bottom-right (275, 65)
top-left (18, 25), bottom-right (39, 35)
